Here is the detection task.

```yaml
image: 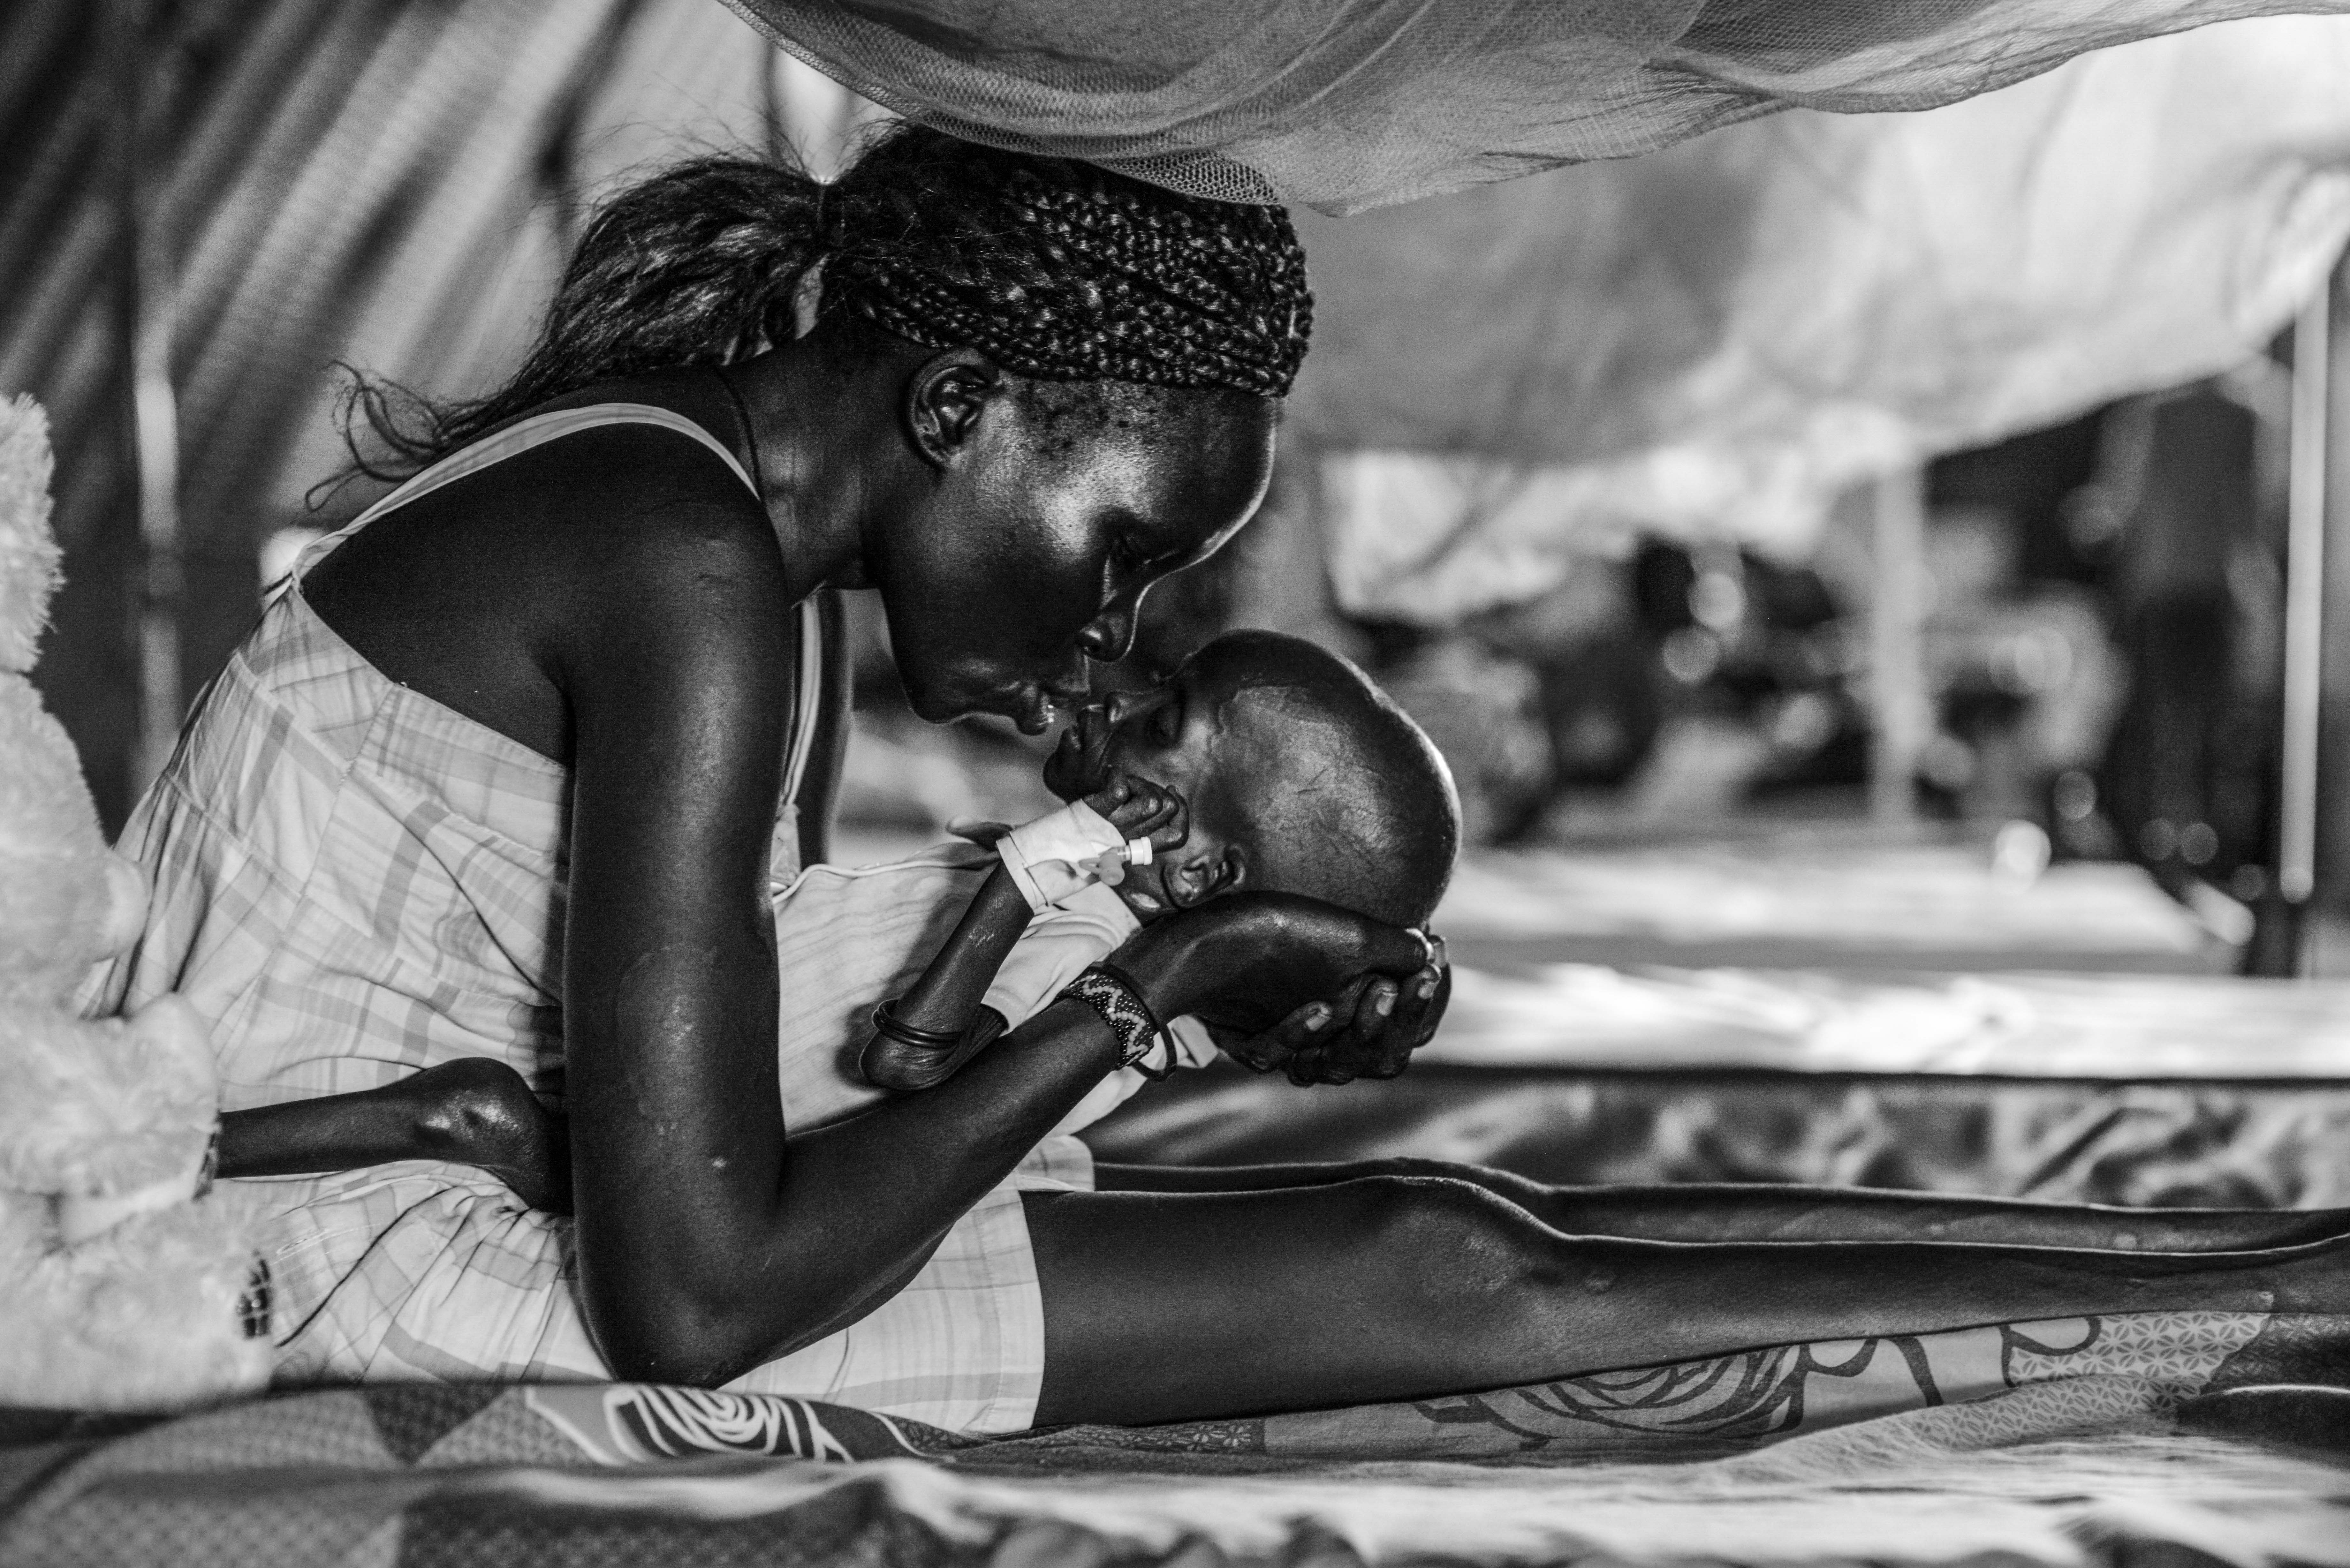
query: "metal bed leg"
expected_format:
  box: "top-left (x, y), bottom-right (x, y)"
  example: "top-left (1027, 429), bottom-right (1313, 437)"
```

top-left (2277, 248), bottom-right (2350, 974)
top-left (1868, 466), bottom-right (1930, 825)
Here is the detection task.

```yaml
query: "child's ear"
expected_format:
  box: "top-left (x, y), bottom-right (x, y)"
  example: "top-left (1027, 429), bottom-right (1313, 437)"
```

top-left (1164, 845), bottom-right (1245, 910)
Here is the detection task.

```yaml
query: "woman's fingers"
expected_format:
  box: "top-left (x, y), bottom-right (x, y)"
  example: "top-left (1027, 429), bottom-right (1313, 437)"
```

top-left (1352, 921), bottom-right (1434, 982)
top-left (1258, 975), bottom-right (1372, 1086)
top-left (1219, 996), bottom-right (1332, 1074)
top-left (1306, 933), bottom-right (1447, 1083)
top-left (1353, 966), bottom-right (1445, 1079)
top-left (1303, 975), bottom-right (1395, 1083)
top-left (1202, 946), bottom-right (1442, 1087)
top-left (1363, 932), bottom-right (1448, 1075)
top-left (1259, 990), bottom-right (1349, 1075)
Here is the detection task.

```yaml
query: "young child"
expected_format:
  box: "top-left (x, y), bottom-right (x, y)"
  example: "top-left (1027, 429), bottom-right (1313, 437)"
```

top-left (211, 630), bottom-right (1460, 1204)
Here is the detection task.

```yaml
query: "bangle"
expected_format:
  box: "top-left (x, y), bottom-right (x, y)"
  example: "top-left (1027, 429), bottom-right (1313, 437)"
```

top-left (870, 998), bottom-right (964, 1052)
top-left (1058, 962), bottom-right (1178, 1079)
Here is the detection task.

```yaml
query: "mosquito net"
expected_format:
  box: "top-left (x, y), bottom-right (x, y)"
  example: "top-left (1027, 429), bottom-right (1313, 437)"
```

top-left (719, 0), bottom-right (2350, 211)
top-left (1291, 14), bottom-right (2350, 619)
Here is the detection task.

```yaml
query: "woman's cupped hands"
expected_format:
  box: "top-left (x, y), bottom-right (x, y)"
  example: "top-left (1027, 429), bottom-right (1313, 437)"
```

top-left (1224, 932), bottom-right (1449, 1086)
top-left (1088, 768), bottom-right (1448, 1086)
top-left (1165, 914), bottom-right (1446, 1086)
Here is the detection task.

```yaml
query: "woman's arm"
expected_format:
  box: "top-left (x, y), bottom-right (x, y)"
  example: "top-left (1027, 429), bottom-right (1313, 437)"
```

top-left (552, 493), bottom-right (1152, 1384)
top-left (552, 480), bottom-right (1430, 1387)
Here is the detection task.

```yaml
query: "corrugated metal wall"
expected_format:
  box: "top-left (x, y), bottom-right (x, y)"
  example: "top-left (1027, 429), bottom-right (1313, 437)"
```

top-left (0, 0), bottom-right (852, 827)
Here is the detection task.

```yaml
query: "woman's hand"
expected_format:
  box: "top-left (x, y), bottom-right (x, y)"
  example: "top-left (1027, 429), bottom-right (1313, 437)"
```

top-left (1113, 893), bottom-right (1434, 1057)
top-left (1212, 936), bottom-right (1449, 1086)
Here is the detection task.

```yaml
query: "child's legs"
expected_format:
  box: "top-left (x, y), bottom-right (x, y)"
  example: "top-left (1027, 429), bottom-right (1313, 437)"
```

top-left (1090, 1159), bottom-right (2343, 1251)
top-left (1025, 1175), bottom-right (2349, 1427)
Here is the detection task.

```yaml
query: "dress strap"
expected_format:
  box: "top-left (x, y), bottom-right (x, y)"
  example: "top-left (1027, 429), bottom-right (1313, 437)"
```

top-left (301, 402), bottom-right (829, 840)
top-left (347, 403), bottom-right (760, 532)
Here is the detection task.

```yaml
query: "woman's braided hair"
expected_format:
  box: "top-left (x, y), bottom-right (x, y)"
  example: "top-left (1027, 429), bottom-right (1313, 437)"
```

top-left (348, 124), bottom-right (1310, 476)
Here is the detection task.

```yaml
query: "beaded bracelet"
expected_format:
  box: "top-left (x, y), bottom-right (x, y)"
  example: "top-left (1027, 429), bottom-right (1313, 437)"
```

top-left (1058, 961), bottom-right (1179, 1079)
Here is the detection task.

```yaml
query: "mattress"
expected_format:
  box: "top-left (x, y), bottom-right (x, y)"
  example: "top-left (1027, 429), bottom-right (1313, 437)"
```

top-left (10, 837), bottom-right (2331, 1565)
top-left (1436, 835), bottom-right (2226, 974)
top-left (1425, 964), bottom-right (2350, 1078)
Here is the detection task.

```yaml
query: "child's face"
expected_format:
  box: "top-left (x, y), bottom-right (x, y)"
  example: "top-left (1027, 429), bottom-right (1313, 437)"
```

top-left (1042, 639), bottom-right (1286, 918)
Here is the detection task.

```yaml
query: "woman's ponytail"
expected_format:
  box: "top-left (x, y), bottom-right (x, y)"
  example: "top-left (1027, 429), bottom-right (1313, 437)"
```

top-left (342, 158), bottom-right (823, 478)
top-left (336, 123), bottom-right (1310, 485)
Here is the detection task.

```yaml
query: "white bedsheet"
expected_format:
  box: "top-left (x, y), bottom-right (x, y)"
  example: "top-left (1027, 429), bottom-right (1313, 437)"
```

top-left (1435, 841), bottom-right (2210, 956)
top-left (1424, 965), bottom-right (2350, 1079)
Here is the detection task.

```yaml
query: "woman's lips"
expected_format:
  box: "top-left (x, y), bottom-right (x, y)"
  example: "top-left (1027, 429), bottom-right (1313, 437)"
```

top-left (1010, 677), bottom-right (1095, 737)
top-left (1002, 686), bottom-right (1054, 734)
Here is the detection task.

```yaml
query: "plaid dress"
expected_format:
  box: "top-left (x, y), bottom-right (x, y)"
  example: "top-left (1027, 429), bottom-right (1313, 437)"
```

top-left (81, 406), bottom-right (1080, 1434)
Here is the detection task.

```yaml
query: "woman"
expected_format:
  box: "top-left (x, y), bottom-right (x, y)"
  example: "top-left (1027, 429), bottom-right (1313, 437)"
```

top-left (93, 126), bottom-right (1435, 1427)
top-left (95, 127), bottom-right (2343, 1436)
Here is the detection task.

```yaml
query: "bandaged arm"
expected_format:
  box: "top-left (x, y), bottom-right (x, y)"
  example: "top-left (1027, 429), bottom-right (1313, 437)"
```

top-left (994, 799), bottom-right (1147, 913)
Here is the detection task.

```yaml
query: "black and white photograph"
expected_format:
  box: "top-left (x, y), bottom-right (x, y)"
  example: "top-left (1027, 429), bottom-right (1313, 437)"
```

top-left (4, 2), bottom-right (2350, 1561)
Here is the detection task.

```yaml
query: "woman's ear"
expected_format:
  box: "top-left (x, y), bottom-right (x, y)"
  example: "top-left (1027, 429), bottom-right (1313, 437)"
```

top-left (1164, 843), bottom-right (1245, 910)
top-left (905, 350), bottom-right (1000, 469)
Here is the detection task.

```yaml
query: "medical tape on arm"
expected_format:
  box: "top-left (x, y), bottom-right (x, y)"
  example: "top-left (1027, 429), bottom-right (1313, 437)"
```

top-left (997, 801), bottom-right (1153, 912)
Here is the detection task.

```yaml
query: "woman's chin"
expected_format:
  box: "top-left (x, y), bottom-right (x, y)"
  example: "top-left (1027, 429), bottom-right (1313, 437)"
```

top-left (900, 677), bottom-right (980, 726)
top-left (903, 666), bottom-right (1055, 732)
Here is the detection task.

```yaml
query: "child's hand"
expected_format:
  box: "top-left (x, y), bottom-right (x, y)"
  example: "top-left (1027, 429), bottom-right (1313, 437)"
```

top-left (1084, 772), bottom-right (1188, 856)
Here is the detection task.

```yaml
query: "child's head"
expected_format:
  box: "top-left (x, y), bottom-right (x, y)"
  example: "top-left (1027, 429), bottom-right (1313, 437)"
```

top-left (1045, 631), bottom-right (1459, 927)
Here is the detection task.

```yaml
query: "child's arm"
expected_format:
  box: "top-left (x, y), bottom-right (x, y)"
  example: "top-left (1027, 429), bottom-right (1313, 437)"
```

top-left (214, 1058), bottom-right (568, 1212)
top-left (861, 775), bottom-right (1184, 1091)
top-left (856, 863), bottom-right (1034, 1090)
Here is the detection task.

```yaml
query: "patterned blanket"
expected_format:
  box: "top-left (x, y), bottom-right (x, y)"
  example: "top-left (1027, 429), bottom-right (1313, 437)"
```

top-left (7, 1308), bottom-right (2346, 1567)
top-left (1087, 1062), bottom-right (2350, 1210)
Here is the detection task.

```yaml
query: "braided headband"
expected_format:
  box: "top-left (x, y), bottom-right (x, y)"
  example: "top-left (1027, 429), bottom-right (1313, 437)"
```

top-left (816, 168), bottom-right (1310, 397)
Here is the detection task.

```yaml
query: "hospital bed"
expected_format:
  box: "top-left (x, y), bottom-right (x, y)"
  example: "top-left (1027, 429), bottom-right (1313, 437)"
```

top-left (7, 835), bottom-right (2345, 1567)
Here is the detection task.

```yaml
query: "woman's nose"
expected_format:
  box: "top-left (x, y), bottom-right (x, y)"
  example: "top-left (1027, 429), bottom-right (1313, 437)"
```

top-left (1076, 604), bottom-right (1139, 664)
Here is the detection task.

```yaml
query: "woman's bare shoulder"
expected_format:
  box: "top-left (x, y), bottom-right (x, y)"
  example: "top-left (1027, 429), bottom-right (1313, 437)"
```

top-left (306, 417), bottom-right (789, 763)
top-left (522, 420), bottom-right (781, 584)
top-left (508, 426), bottom-right (797, 701)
